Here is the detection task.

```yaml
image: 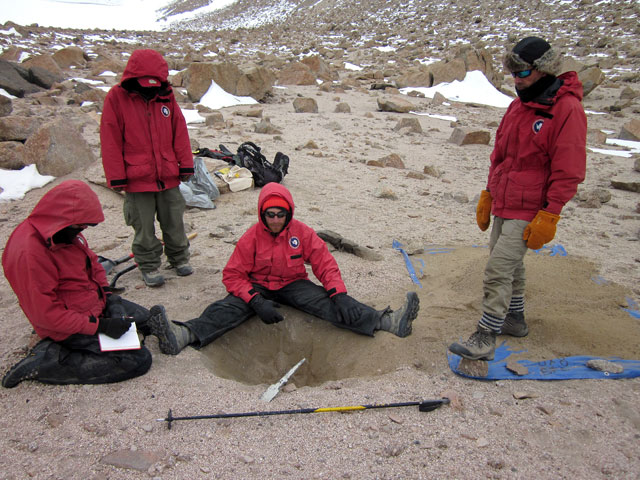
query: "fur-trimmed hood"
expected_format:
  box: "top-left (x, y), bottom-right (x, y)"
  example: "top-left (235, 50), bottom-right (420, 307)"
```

top-left (503, 37), bottom-right (561, 75)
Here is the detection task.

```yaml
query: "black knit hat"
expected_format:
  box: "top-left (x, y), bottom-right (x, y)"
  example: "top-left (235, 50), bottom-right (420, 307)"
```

top-left (503, 36), bottom-right (561, 75)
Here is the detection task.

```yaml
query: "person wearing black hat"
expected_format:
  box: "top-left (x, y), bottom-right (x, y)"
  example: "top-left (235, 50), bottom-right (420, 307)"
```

top-left (449, 36), bottom-right (587, 361)
top-left (148, 183), bottom-right (420, 355)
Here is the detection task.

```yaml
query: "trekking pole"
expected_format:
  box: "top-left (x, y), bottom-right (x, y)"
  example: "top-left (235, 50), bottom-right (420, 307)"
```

top-left (157, 398), bottom-right (449, 429)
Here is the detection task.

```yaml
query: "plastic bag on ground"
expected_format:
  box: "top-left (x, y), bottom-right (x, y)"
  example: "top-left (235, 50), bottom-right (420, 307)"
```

top-left (179, 157), bottom-right (220, 209)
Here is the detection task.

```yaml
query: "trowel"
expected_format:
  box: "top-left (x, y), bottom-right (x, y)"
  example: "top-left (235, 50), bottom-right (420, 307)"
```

top-left (261, 358), bottom-right (306, 402)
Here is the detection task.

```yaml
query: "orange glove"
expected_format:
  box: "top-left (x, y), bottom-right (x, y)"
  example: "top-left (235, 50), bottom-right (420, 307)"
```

top-left (523, 210), bottom-right (560, 249)
top-left (476, 190), bottom-right (492, 231)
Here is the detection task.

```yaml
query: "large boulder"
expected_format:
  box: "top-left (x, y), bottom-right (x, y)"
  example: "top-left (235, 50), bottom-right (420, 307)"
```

top-left (619, 118), bottom-right (640, 141)
top-left (301, 55), bottom-right (335, 82)
top-left (0, 59), bottom-right (43, 97)
top-left (377, 95), bottom-right (414, 113)
top-left (277, 61), bottom-right (316, 86)
top-left (23, 120), bottom-right (96, 176)
top-left (23, 54), bottom-right (64, 78)
top-left (0, 116), bottom-right (41, 141)
top-left (0, 141), bottom-right (25, 169)
top-left (184, 62), bottom-right (274, 103)
top-left (0, 95), bottom-right (12, 117)
top-left (52, 46), bottom-right (89, 69)
top-left (578, 66), bottom-right (605, 97)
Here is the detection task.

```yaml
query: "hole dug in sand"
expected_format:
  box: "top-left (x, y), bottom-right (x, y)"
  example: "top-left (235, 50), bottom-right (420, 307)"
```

top-left (198, 247), bottom-right (640, 388)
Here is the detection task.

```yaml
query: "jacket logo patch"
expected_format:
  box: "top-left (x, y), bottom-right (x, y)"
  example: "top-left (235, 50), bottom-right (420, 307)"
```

top-left (161, 105), bottom-right (170, 117)
top-left (289, 236), bottom-right (300, 249)
top-left (532, 119), bottom-right (544, 133)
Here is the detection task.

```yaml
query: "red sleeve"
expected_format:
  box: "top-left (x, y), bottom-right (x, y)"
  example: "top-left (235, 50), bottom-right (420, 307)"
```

top-left (99, 90), bottom-right (127, 187)
top-left (222, 227), bottom-right (258, 303)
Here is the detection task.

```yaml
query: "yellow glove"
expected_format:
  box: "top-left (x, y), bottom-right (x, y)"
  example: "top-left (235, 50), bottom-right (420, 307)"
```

top-left (523, 210), bottom-right (560, 249)
top-left (476, 190), bottom-right (492, 231)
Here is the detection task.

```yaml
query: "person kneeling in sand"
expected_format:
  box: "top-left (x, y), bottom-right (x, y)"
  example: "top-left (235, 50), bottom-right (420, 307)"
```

top-left (2, 180), bottom-right (159, 388)
top-left (149, 183), bottom-right (419, 355)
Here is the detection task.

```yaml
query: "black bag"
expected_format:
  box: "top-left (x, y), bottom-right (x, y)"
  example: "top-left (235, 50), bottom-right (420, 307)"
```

top-left (194, 142), bottom-right (289, 188)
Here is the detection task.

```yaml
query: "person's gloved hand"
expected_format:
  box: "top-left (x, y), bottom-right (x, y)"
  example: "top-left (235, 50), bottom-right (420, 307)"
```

top-left (332, 293), bottom-right (362, 325)
top-left (97, 316), bottom-right (132, 339)
top-left (249, 295), bottom-right (284, 324)
top-left (105, 294), bottom-right (127, 319)
top-left (523, 210), bottom-right (560, 249)
top-left (476, 190), bottom-right (492, 231)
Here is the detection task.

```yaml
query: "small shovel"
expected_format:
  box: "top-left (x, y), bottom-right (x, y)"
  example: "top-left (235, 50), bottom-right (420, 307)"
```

top-left (261, 358), bottom-right (306, 402)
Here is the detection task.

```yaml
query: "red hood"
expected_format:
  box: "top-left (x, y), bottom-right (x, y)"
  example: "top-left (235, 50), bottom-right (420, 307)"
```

top-left (120, 49), bottom-right (169, 84)
top-left (28, 180), bottom-right (104, 242)
top-left (258, 183), bottom-right (294, 229)
top-left (556, 71), bottom-right (583, 103)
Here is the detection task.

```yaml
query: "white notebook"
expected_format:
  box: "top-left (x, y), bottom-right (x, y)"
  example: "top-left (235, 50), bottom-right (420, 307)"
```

top-left (98, 322), bottom-right (141, 351)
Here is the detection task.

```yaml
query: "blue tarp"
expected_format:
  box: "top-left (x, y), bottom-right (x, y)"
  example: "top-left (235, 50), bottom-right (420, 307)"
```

top-left (448, 342), bottom-right (640, 380)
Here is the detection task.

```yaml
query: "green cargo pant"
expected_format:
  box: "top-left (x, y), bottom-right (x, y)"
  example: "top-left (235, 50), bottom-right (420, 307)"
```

top-left (123, 187), bottom-right (190, 272)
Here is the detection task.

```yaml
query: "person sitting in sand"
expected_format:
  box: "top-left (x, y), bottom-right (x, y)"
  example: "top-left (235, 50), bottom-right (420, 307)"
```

top-left (148, 182), bottom-right (420, 354)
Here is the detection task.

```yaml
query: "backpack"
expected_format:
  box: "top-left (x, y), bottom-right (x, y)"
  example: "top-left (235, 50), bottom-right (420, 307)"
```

top-left (194, 142), bottom-right (289, 188)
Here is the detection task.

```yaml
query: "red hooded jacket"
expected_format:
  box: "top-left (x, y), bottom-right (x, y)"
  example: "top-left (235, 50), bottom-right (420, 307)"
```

top-left (100, 49), bottom-right (194, 192)
top-left (223, 183), bottom-right (347, 303)
top-left (2, 181), bottom-right (109, 341)
top-left (487, 71), bottom-right (587, 221)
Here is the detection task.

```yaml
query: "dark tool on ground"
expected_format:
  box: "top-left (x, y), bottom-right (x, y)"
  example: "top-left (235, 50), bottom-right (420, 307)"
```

top-left (98, 253), bottom-right (134, 275)
top-left (157, 398), bottom-right (450, 429)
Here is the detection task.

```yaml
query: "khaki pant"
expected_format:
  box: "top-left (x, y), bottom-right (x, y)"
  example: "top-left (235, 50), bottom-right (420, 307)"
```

top-left (123, 188), bottom-right (189, 272)
top-left (481, 217), bottom-right (528, 323)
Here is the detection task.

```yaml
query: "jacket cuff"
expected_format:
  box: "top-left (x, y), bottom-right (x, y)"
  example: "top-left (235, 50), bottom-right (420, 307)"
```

top-left (110, 179), bottom-right (127, 187)
top-left (179, 167), bottom-right (194, 175)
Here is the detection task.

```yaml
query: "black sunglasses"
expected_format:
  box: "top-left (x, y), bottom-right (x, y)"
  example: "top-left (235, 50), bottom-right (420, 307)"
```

top-left (511, 69), bottom-right (533, 78)
top-left (264, 211), bottom-right (287, 218)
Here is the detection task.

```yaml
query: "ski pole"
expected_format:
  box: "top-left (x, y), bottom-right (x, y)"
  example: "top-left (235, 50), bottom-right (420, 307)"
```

top-left (157, 398), bottom-right (449, 429)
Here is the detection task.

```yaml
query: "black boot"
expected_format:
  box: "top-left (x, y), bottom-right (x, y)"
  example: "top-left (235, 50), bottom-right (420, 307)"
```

top-left (2, 340), bottom-right (51, 388)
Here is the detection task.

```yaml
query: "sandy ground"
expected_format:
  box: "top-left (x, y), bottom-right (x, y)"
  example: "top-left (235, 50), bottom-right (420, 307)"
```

top-left (0, 78), bottom-right (639, 479)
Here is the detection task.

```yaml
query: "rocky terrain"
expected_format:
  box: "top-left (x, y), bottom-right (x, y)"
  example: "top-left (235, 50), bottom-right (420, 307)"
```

top-left (0, 0), bottom-right (639, 478)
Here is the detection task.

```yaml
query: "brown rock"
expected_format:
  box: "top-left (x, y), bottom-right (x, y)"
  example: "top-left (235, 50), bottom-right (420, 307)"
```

top-left (505, 360), bottom-right (529, 376)
top-left (449, 127), bottom-right (490, 145)
top-left (0, 141), bottom-right (25, 169)
top-left (292, 97), bottom-right (318, 113)
top-left (619, 118), bottom-right (640, 141)
top-left (0, 116), bottom-right (40, 142)
top-left (23, 119), bottom-right (96, 176)
top-left (23, 54), bottom-right (64, 78)
top-left (610, 179), bottom-right (640, 193)
top-left (578, 66), bottom-right (605, 97)
top-left (429, 58), bottom-right (466, 86)
top-left (334, 102), bottom-right (351, 113)
top-left (301, 55), bottom-right (334, 82)
top-left (0, 94), bottom-right (12, 117)
top-left (277, 61), bottom-right (316, 86)
top-left (52, 46), bottom-right (88, 69)
top-left (393, 117), bottom-right (422, 133)
top-left (377, 95), bottom-right (414, 113)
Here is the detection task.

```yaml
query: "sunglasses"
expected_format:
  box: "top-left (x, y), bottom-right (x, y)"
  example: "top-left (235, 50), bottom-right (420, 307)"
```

top-left (511, 69), bottom-right (533, 78)
top-left (264, 210), bottom-right (287, 219)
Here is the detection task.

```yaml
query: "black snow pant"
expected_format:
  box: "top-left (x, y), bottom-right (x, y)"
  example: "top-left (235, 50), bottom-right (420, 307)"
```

top-left (182, 279), bottom-right (386, 348)
top-left (24, 297), bottom-right (152, 385)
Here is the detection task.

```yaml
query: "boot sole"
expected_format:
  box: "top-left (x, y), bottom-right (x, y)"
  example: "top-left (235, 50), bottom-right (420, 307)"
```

top-left (396, 292), bottom-right (420, 338)
top-left (149, 306), bottom-right (180, 355)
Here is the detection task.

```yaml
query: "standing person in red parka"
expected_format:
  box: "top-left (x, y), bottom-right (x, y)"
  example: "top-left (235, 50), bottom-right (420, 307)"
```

top-left (100, 49), bottom-right (194, 288)
top-left (1, 180), bottom-right (154, 388)
top-left (147, 183), bottom-right (420, 355)
top-left (449, 37), bottom-right (587, 361)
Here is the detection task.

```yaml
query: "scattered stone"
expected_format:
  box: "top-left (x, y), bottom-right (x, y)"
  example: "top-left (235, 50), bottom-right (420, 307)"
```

top-left (576, 188), bottom-right (612, 208)
top-left (440, 390), bottom-right (462, 411)
top-left (240, 455), bottom-right (255, 464)
top-left (334, 102), bottom-right (351, 113)
top-left (610, 179), bottom-right (640, 193)
top-left (423, 165), bottom-right (442, 178)
top-left (619, 118), bottom-right (640, 141)
top-left (368, 153), bottom-right (405, 169)
top-left (458, 358), bottom-right (488, 377)
top-left (513, 392), bottom-right (538, 400)
top-left (449, 127), bottom-right (490, 146)
top-left (101, 449), bottom-right (164, 472)
top-left (377, 95), bottom-right (414, 113)
top-left (292, 97), bottom-right (318, 113)
top-left (505, 360), bottom-right (528, 376)
top-left (0, 94), bottom-right (12, 117)
top-left (432, 91), bottom-right (447, 105)
top-left (586, 359), bottom-right (624, 374)
top-left (578, 66), bottom-right (605, 97)
top-left (374, 188), bottom-right (397, 200)
top-left (381, 443), bottom-right (406, 457)
top-left (536, 405), bottom-right (554, 415)
top-left (0, 141), bottom-right (25, 169)
top-left (46, 413), bottom-right (65, 428)
top-left (316, 230), bottom-right (383, 261)
top-left (476, 437), bottom-right (490, 448)
top-left (277, 61), bottom-right (316, 86)
top-left (254, 117), bottom-right (283, 134)
top-left (393, 117), bottom-right (422, 133)
top-left (0, 116), bottom-right (41, 142)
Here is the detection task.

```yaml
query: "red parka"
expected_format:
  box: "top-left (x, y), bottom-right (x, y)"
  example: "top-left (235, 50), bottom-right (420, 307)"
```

top-left (223, 183), bottom-right (347, 303)
top-left (2, 180), bottom-right (108, 341)
top-left (100, 49), bottom-right (194, 192)
top-left (487, 71), bottom-right (587, 221)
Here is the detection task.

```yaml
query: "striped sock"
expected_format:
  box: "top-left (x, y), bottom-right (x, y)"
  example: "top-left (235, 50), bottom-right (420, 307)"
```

top-left (509, 295), bottom-right (524, 313)
top-left (478, 312), bottom-right (503, 333)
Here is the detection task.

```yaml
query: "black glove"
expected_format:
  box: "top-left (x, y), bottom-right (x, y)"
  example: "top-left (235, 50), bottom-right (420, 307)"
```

top-left (332, 293), bottom-right (362, 325)
top-left (249, 295), bottom-right (284, 324)
top-left (105, 294), bottom-right (127, 319)
top-left (97, 316), bottom-right (132, 339)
